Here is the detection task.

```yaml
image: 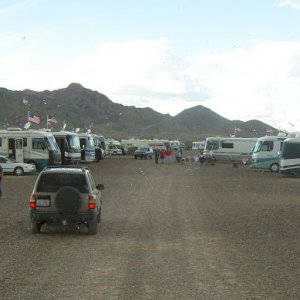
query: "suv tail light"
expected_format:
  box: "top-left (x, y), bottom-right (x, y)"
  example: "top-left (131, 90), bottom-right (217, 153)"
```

top-left (89, 195), bottom-right (96, 209)
top-left (30, 194), bottom-right (36, 208)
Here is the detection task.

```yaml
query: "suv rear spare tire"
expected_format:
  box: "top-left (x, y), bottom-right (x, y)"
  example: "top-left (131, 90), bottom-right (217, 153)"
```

top-left (55, 186), bottom-right (82, 214)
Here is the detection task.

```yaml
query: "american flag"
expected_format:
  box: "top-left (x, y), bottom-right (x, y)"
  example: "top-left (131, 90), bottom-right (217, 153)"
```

top-left (47, 115), bottom-right (57, 124)
top-left (28, 112), bottom-right (40, 124)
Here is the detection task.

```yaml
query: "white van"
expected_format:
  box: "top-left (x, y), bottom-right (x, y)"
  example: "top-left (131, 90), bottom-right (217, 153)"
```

top-left (0, 128), bottom-right (61, 171)
top-left (251, 135), bottom-right (286, 172)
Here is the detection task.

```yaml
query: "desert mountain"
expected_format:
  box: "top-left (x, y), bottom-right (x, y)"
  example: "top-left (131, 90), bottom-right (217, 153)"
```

top-left (0, 83), bottom-right (277, 141)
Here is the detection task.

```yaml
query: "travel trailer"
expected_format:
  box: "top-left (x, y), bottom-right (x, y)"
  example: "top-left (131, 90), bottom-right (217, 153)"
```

top-left (203, 137), bottom-right (258, 162)
top-left (77, 132), bottom-right (96, 162)
top-left (280, 137), bottom-right (300, 175)
top-left (252, 135), bottom-right (287, 172)
top-left (0, 128), bottom-right (61, 171)
top-left (51, 131), bottom-right (81, 165)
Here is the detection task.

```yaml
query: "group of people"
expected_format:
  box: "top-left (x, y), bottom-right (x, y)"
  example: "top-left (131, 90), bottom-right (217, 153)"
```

top-left (153, 148), bottom-right (173, 164)
top-left (153, 147), bottom-right (215, 166)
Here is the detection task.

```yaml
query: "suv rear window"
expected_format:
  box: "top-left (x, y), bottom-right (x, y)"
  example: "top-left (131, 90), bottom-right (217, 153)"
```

top-left (36, 173), bottom-right (89, 193)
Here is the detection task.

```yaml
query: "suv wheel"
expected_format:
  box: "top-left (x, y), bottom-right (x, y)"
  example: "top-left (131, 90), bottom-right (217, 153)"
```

top-left (55, 186), bottom-right (82, 214)
top-left (97, 208), bottom-right (102, 223)
top-left (31, 221), bottom-right (41, 234)
top-left (88, 220), bottom-right (98, 235)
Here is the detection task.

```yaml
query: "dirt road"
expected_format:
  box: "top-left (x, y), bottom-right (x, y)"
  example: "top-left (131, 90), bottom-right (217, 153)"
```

top-left (1, 156), bottom-right (300, 299)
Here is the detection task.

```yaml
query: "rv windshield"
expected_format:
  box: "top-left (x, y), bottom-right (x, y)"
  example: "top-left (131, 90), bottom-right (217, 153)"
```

top-left (67, 134), bottom-right (81, 152)
top-left (87, 136), bottom-right (95, 148)
top-left (45, 136), bottom-right (60, 151)
top-left (253, 141), bottom-right (262, 153)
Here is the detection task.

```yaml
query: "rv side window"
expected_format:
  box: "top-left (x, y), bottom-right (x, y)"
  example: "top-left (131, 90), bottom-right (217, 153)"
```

top-left (32, 138), bottom-right (46, 151)
top-left (221, 142), bottom-right (234, 149)
top-left (261, 141), bottom-right (273, 151)
top-left (282, 143), bottom-right (300, 159)
top-left (0, 138), bottom-right (2, 147)
top-left (23, 138), bottom-right (27, 147)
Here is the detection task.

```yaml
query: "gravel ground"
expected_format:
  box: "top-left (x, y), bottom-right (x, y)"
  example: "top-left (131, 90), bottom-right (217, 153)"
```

top-left (0, 155), bottom-right (300, 299)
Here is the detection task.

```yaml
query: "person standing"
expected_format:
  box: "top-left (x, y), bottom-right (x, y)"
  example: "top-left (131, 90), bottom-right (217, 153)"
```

top-left (0, 164), bottom-right (3, 199)
top-left (154, 148), bottom-right (160, 164)
top-left (160, 149), bottom-right (165, 164)
top-left (175, 149), bottom-right (182, 163)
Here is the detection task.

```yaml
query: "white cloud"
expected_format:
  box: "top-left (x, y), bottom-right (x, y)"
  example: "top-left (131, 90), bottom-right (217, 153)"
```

top-left (1, 36), bottom-right (300, 131)
top-left (65, 38), bottom-right (208, 114)
top-left (276, 0), bottom-right (300, 9)
top-left (192, 40), bottom-right (300, 131)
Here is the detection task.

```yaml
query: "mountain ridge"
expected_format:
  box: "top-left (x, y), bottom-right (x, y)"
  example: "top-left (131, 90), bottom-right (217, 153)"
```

top-left (0, 83), bottom-right (278, 141)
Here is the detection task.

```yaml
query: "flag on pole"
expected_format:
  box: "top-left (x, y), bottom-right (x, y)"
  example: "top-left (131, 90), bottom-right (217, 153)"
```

top-left (28, 112), bottom-right (40, 124)
top-left (47, 115), bottom-right (57, 124)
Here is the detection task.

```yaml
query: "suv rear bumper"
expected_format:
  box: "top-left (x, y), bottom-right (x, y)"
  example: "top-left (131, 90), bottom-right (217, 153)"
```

top-left (29, 209), bottom-right (99, 224)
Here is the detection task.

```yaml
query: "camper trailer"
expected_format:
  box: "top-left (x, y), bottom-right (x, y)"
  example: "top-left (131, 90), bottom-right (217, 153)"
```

top-left (252, 135), bottom-right (287, 172)
top-left (77, 132), bottom-right (96, 162)
top-left (204, 137), bottom-right (258, 162)
top-left (0, 128), bottom-right (61, 171)
top-left (51, 131), bottom-right (81, 165)
top-left (280, 137), bottom-right (300, 175)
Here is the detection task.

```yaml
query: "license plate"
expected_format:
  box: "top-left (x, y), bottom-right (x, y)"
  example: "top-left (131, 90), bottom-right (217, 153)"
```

top-left (36, 199), bottom-right (50, 207)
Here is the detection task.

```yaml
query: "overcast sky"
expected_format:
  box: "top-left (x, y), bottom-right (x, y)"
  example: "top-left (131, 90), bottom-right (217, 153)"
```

top-left (1, 0), bottom-right (300, 132)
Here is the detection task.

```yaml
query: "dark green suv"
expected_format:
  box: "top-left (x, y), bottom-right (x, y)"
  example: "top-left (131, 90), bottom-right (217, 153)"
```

top-left (29, 166), bottom-right (104, 234)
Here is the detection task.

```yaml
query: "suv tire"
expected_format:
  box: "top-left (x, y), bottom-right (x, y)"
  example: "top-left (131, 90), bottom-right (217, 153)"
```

top-left (88, 220), bottom-right (98, 235)
top-left (55, 186), bottom-right (82, 214)
top-left (31, 221), bottom-right (41, 234)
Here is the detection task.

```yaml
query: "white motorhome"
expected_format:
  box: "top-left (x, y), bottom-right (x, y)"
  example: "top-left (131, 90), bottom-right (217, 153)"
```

top-left (121, 138), bottom-right (173, 150)
top-left (77, 132), bottom-right (96, 162)
top-left (51, 131), bottom-right (81, 165)
top-left (204, 136), bottom-right (258, 162)
top-left (251, 135), bottom-right (287, 172)
top-left (92, 134), bottom-right (107, 156)
top-left (0, 128), bottom-right (61, 171)
top-left (280, 137), bottom-right (300, 176)
top-left (192, 141), bottom-right (205, 150)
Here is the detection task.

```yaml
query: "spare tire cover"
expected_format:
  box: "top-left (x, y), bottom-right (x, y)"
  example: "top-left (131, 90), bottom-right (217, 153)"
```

top-left (55, 186), bottom-right (82, 214)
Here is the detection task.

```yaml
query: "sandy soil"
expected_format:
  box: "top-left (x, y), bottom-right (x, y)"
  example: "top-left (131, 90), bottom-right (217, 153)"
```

top-left (1, 154), bottom-right (300, 299)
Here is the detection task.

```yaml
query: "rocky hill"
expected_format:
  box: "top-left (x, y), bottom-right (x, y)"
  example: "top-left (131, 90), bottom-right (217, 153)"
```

top-left (0, 83), bottom-right (278, 141)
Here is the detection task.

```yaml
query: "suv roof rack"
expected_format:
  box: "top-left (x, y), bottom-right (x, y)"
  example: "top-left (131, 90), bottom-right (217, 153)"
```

top-left (42, 165), bottom-right (89, 171)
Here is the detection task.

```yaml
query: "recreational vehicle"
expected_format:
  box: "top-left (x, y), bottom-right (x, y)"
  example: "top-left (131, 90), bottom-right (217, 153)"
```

top-left (280, 137), bottom-right (300, 175)
top-left (52, 131), bottom-right (81, 165)
top-left (77, 132), bottom-right (96, 162)
top-left (252, 135), bottom-right (286, 172)
top-left (0, 128), bottom-right (61, 171)
top-left (121, 138), bottom-right (172, 151)
top-left (92, 134), bottom-right (107, 157)
top-left (192, 141), bottom-right (205, 150)
top-left (204, 137), bottom-right (258, 162)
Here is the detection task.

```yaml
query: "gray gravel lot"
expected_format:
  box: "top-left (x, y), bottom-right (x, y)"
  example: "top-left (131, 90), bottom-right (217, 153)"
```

top-left (0, 156), bottom-right (300, 299)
